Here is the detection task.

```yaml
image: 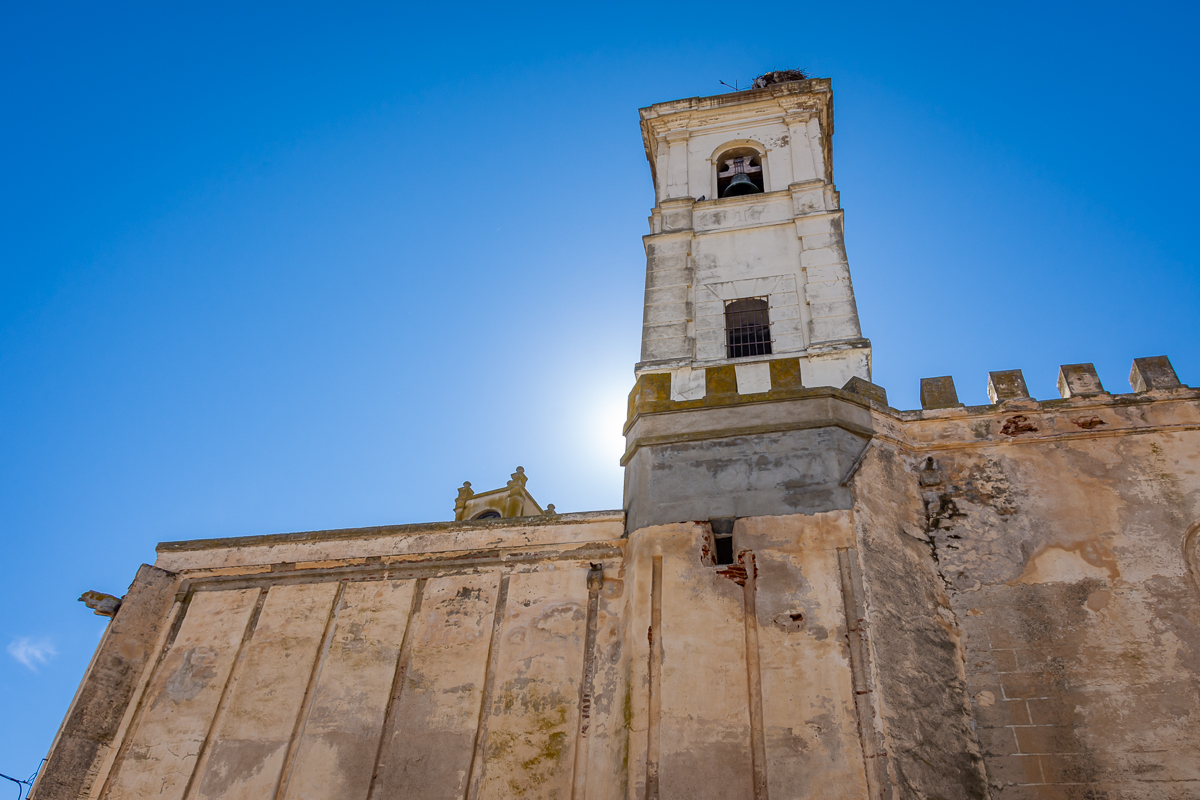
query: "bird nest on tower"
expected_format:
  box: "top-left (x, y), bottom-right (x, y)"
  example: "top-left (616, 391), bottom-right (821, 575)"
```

top-left (752, 69), bottom-right (810, 88)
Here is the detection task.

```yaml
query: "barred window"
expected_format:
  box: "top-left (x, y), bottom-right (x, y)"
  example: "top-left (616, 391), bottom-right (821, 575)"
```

top-left (725, 298), bottom-right (772, 358)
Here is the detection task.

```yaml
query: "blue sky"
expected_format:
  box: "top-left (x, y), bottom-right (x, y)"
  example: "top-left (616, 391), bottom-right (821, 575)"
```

top-left (2, 0), bottom-right (1198, 774)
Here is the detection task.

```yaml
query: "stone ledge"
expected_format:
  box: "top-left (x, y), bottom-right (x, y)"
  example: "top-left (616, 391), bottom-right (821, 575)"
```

top-left (156, 509), bottom-right (625, 553)
top-left (639, 78), bottom-right (829, 118)
top-left (174, 542), bottom-right (626, 586)
top-left (622, 390), bottom-right (878, 465)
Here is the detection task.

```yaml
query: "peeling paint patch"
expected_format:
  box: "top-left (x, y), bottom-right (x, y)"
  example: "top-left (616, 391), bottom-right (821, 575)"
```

top-left (1012, 541), bottom-right (1119, 585)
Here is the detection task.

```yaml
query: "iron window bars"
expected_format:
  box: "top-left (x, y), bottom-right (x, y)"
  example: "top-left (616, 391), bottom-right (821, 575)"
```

top-left (725, 297), bottom-right (772, 358)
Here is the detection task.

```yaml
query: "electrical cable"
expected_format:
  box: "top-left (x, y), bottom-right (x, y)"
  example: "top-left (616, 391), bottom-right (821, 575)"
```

top-left (0, 758), bottom-right (46, 800)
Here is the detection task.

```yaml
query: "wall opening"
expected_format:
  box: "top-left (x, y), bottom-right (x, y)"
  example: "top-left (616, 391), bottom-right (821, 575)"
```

top-left (716, 148), bottom-right (765, 198)
top-left (474, 510), bottom-right (502, 520)
top-left (725, 298), bottom-right (772, 358)
top-left (711, 517), bottom-right (736, 565)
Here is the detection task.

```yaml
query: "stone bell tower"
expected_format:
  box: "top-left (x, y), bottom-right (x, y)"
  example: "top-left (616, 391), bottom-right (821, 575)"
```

top-left (623, 76), bottom-right (880, 530)
top-left (636, 75), bottom-right (870, 395)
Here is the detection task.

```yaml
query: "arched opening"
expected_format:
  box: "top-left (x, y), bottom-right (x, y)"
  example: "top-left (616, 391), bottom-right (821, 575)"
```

top-left (725, 297), bottom-right (772, 358)
top-left (474, 509), bottom-right (502, 520)
top-left (715, 147), bottom-right (765, 198)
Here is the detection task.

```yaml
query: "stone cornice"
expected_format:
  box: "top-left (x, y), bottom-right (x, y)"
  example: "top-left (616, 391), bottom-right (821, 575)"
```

top-left (783, 110), bottom-right (818, 126)
top-left (639, 79), bottom-right (834, 174)
top-left (157, 509), bottom-right (625, 553)
top-left (638, 78), bottom-right (831, 120)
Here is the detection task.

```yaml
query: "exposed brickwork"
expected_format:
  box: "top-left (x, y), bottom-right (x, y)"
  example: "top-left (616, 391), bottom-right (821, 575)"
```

top-left (954, 545), bottom-right (1200, 798)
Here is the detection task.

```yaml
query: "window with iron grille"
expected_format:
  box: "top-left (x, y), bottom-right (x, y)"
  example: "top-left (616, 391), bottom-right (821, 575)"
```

top-left (725, 297), bottom-right (772, 358)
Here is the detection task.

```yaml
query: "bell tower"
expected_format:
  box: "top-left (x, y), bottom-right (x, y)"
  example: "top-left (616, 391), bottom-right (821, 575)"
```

top-left (623, 75), bottom-right (883, 530)
top-left (636, 74), bottom-right (870, 396)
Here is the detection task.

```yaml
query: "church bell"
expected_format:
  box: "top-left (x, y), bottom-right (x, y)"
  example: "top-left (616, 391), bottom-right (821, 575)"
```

top-left (723, 171), bottom-right (761, 197)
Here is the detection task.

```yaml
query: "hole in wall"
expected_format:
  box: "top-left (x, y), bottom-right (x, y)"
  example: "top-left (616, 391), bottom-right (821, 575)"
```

top-left (711, 517), bottom-right (736, 565)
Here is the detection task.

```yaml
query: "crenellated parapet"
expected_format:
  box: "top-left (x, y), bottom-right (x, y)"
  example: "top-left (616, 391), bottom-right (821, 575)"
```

top-left (895, 355), bottom-right (1198, 450)
top-left (622, 354), bottom-right (1196, 528)
top-left (627, 355), bottom-right (1190, 431)
top-left (917, 356), bottom-right (1187, 411)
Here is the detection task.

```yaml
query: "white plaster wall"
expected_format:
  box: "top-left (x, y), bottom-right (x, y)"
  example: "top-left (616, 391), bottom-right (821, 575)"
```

top-left (649, 114), bottom-right (826, 203)
top-left (647, 110), bottom-right (828, 203)
top-left (805, 351), bottom-right (871, 391)
top-left (693, 224), bottom-right (805, 362)
top-left (685, 120), bottom-right (794, 199)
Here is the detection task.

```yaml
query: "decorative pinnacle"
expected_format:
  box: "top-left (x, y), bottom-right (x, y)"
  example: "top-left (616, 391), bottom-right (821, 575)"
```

top-left (507, 466), bottom-right (527, 490)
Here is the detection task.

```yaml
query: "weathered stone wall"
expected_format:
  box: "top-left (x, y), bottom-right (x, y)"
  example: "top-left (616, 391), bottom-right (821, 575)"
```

top-left (35, 376), bottom-right (1200, 800)
top-left (623, 426), bottom-right (865, 530)
top-left (843, 377), bottom-right (1200, 799)
top-left (850, 443), bottom-right (991, 799)
top-left (34, 513), bottom-right (629, 800)
top-left (34, 565), bottom-right (180, 800)
top-left (901, 419), bottom-right (1200, 797)
top-left (623, 514), bottom-right (871, 800)
top-left (38, 507), bottom-right (929, 800)
top-left (621, 367), bottom-right (875, 531)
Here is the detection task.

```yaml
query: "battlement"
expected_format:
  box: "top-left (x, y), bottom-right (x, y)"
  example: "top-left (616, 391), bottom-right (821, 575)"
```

top-left (627, 355), bottom-right (1191, 431)
top-left (917, 356), bottom-right (1187, 411)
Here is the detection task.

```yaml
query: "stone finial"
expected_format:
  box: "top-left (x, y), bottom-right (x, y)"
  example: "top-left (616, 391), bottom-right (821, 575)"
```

top-left (842, 376), bottom-right (888, 407)
top-left (507, 466), bottom-right (527, 490)
top-left (503, 467), bottom-right (527, 517)
top-left (987, 370), bottom-right (1030, 404)
top-left (80, 591), bottom-right (122, 618)
top-left (920, 376), bottom-right (961, 410)
top-left (1057, 363), bottom-right (1105, 398)
top-left (454, 481), bottom-right (473, 521)
top-left (1129, 356), bottom-right (1181, 392)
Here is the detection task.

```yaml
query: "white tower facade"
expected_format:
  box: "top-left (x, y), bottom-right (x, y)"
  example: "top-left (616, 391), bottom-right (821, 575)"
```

top-left (637, 77), bottom-right (870, 399)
